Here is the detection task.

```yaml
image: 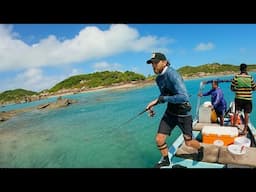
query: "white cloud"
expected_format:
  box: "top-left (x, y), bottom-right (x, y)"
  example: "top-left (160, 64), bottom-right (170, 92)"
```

top-left (194, 42), bottom-right (215, 51)
top-left (16, 68), bottom-right (43, 84)
top-left (1, 68), bottom-right (67, 92)
top-left (0, 24), bottom-right (164, 72)
top-left (93, 62), bottom-right (122, 72)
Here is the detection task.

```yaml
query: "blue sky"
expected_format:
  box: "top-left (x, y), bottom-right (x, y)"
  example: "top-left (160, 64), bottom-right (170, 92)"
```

top-left (1, 24), bottom-right (256, 92)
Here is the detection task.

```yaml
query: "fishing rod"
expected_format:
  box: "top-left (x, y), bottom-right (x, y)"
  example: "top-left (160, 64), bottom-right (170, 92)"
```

top-left (117, 108), bottom-right (149, 128)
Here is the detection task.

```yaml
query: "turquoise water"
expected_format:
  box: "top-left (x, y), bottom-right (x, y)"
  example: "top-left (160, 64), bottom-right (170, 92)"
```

top-left (1, 74), bottom-right (256, 168)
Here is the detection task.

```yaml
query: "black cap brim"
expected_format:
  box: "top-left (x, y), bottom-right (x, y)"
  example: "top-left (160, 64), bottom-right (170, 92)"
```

top-left (146, 58), bottom-right (160, 64)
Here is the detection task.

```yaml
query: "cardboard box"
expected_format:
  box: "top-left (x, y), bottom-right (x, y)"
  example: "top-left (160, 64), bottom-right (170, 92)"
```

top-left (202, 126), bottom-right (238, 146)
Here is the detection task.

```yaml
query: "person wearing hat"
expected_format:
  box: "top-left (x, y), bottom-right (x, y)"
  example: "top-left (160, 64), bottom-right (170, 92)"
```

top-left (145, 52), bottom-right (203, 168)
top-left (231, 63), bottom-right (256, 136)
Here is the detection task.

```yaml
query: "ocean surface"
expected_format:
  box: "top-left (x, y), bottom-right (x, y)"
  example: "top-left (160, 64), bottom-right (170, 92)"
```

top-left (1, 74), bottom-right (256, 168)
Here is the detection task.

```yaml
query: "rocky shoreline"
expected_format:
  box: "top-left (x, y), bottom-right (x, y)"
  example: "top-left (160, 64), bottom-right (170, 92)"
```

top-left (0, 80), bottom-right (155, 123)
top-left (0, 80), bottom-right (155, 106)
top-left (0, 97), bottom-right (77, 122)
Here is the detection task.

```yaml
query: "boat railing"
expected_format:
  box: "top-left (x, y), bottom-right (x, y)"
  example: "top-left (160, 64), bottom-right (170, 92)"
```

top-left (195, 81), bottom-right (205, 121)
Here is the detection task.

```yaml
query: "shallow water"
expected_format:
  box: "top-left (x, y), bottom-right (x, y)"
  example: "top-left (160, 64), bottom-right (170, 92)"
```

top-left (0, 74), bottom-right (256, 168)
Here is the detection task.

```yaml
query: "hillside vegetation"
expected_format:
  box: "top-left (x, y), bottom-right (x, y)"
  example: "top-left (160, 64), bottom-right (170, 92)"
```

top-left (1, 64), bottom-right (256, 104)
top-left (0, 89), bottom-right (37, 104)
top-left (178, 63), bottom-right (256, 78)
top-left (49, 70), bottom-right (145, 92)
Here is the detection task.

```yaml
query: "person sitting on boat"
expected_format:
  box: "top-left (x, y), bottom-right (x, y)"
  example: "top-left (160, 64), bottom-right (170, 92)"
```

top-left (145, 52), bottom-right (204, 168)
top-left (231, 63), bottom-right (256, 136)
top-left (198, 80), bottom-right (227, 126)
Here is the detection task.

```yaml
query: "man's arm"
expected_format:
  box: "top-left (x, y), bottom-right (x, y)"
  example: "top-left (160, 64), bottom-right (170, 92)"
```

top-left (204, 79), bottom-right (232, 85)
top-left (158, 94), bottom-right (188, 104)
top-left (202, 89), bottom-right (213, 97)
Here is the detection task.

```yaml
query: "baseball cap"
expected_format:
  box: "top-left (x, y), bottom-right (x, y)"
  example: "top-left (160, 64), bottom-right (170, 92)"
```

top-left (146, 52), bottom-right (167, 64)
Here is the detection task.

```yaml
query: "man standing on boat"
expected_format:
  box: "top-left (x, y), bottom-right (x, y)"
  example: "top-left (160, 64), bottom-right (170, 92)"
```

top-left (198, 80), bottom-right (227, 126)
top-left (231, 63), bottom-right (256, 136)
top-left (145, 52), bottom-right (203, 168)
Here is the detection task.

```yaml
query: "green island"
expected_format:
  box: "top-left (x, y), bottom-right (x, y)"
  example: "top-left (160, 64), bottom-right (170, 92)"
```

top-left (1, 63), bottom-right (256, 105)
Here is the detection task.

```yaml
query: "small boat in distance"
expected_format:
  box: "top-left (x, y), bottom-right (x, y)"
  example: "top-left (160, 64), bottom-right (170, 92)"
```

top-left (160, 79), bottom-right (256, 168)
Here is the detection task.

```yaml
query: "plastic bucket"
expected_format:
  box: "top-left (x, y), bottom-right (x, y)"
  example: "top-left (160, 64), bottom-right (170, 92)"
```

top-left (234, 137), bottom-right (251, 147)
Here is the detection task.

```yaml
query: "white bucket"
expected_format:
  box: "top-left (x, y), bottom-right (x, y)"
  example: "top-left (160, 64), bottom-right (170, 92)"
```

top-left (228, 144), bottom-right (247, 155)
top-left (234, 137), bottom-right (251, 147)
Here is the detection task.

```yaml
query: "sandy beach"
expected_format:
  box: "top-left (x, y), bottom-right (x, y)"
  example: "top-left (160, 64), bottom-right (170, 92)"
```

top-left (48, 80), bottom-right (155, 98)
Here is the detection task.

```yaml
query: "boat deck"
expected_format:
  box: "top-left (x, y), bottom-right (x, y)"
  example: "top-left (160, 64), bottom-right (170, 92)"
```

top-left (171, 120), bottom-right (256, 168)
top-left (163, 80), bottom-right (256, 168)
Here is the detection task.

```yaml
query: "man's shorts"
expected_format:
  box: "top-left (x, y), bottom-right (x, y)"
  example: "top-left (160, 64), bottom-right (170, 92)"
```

top-left (215, 109), bottom-right (225, 117)
top-left (235, 98), bottom-right (252, 113)
top-left (158, 110), bottom-right (193, 138)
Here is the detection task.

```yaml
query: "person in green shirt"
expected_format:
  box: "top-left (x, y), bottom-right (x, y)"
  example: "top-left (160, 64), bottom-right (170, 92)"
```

top-left (231, 63), bottom-right (256, 135)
